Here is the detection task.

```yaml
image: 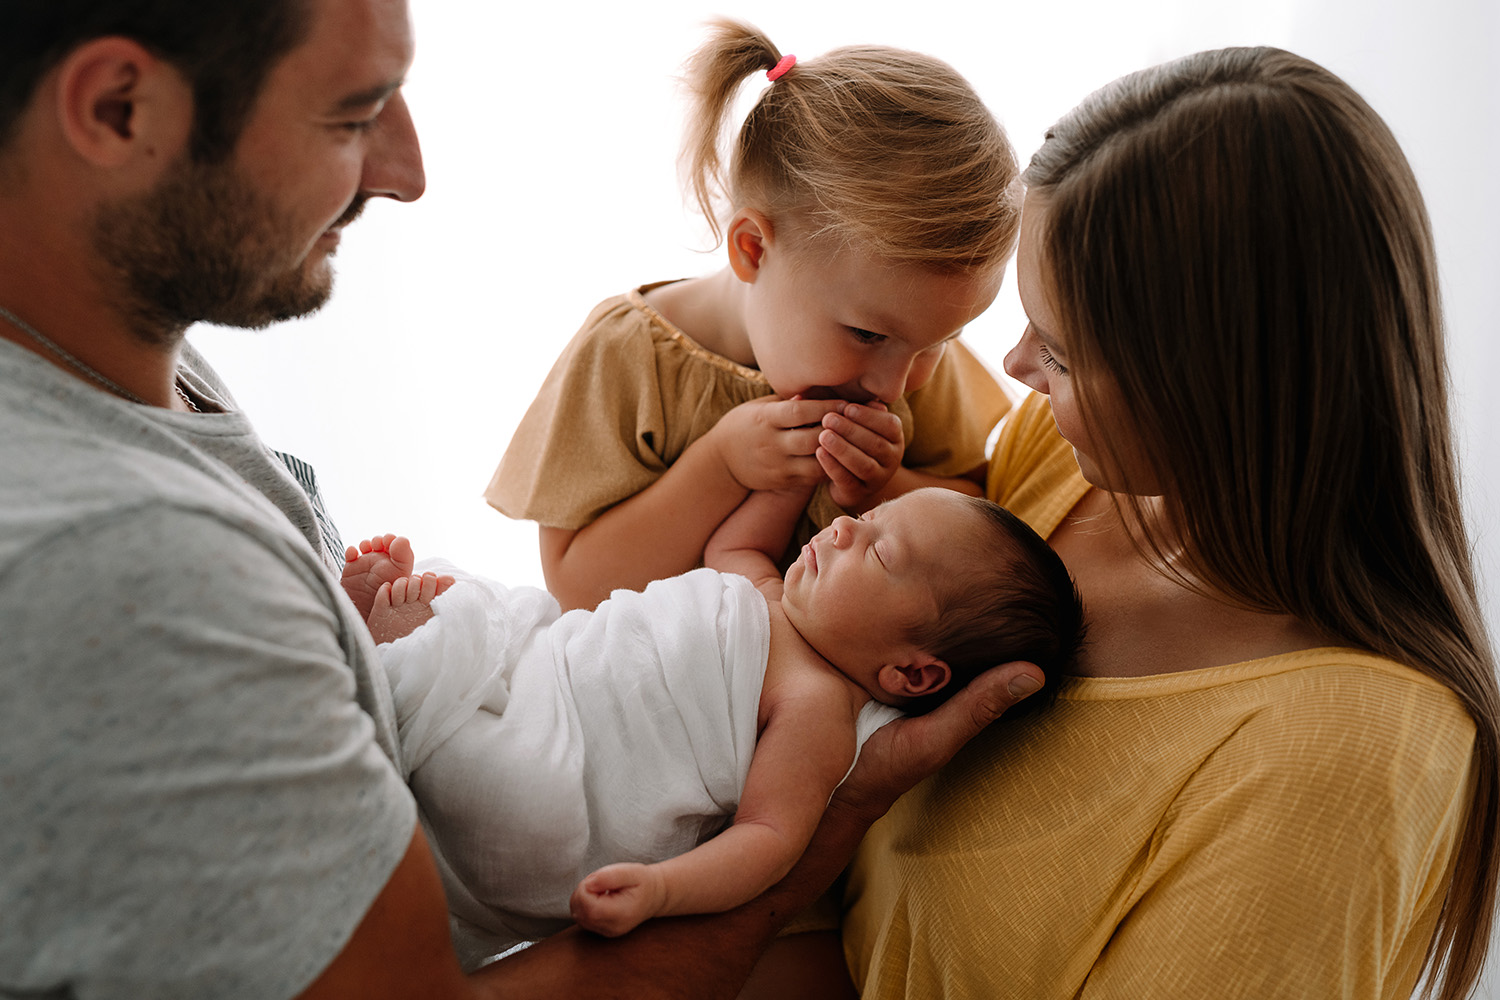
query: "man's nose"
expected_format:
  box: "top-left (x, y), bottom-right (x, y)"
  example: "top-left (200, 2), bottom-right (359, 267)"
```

top-left (361, 92), bottom-right (425, 202)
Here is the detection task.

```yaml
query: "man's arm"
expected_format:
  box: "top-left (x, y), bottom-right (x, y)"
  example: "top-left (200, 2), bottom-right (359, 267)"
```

top-left (299, 660), bottom-right (1046, 999)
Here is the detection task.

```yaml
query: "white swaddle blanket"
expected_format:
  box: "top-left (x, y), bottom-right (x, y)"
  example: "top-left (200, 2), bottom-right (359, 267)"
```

top-left (380, 563), bottom-right (900, 967)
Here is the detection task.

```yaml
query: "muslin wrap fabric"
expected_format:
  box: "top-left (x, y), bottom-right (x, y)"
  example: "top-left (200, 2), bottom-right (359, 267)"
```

top-left (378, 563), bottom-right (899, 965)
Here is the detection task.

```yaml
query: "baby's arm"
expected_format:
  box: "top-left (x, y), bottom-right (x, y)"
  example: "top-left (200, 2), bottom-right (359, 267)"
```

top-left (570, 689), bottom-right (851, 937)
top-left (541, 396), bottom-right (842, 611)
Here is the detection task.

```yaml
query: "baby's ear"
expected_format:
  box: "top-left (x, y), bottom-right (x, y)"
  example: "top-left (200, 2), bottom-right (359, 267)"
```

top-left (880, 654), bottom-right (951, 699)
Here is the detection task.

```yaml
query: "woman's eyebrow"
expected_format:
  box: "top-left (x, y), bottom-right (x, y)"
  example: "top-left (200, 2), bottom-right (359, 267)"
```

top-left (1031, 320), bottom-right (1068, 358)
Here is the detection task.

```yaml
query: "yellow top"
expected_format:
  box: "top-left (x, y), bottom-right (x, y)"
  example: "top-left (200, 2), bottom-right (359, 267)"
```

top-left (485, 284), bottom-right (1010, 544)
top-left (841, 392), bottom-right (1476, 999)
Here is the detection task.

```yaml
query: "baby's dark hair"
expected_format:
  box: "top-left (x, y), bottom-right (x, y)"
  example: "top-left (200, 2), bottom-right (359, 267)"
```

top-left (904, 497), bottom-right (1086, 716)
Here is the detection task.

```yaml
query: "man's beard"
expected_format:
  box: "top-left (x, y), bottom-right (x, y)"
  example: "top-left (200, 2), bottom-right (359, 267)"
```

top-left (91, 155), bottom-right (365, 344)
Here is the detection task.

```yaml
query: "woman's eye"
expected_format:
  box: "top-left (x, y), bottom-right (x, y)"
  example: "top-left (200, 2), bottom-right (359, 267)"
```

top-left (1040, 345), bottom-right (1069, 375)
top-left (850, 327), bottom-right (886, 345)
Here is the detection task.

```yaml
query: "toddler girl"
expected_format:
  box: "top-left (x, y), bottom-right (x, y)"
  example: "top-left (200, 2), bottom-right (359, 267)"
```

top-left (486, 19), bottom-right (1020, 610)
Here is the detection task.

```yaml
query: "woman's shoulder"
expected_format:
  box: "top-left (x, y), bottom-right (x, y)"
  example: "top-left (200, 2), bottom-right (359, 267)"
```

top-left (1072, 647), bottom-right (1476, 772)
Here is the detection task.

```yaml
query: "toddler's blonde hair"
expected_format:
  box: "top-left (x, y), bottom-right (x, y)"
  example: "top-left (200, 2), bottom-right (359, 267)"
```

top-left (680, 18), bottom-right (1020, 270)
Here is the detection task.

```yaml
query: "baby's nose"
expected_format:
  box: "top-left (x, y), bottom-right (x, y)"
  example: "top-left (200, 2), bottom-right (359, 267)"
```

top-left (831, 516), bottom-right (858, 546)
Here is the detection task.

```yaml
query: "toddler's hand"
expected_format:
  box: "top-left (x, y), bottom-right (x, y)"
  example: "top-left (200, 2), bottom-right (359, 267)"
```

top-left (569, 862), bottom-right (668, 938)
top-left (816, 401), bottom-right (904, 510)
top-left (715, 395), bottom-right (845, 491)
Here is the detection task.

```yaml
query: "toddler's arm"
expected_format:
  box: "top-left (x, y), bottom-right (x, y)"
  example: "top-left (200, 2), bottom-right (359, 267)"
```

top-left (570, 690), bottom-right (851, 936)
top-left (703, 485), bottom-right (815, 595)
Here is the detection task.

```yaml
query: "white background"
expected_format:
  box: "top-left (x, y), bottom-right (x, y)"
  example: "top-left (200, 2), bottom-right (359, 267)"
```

top-left (196, 0), bottom-right (1499, 989)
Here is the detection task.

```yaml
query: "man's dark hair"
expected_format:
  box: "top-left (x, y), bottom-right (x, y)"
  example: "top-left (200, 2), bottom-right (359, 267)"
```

top-left (904, 497), bottom-right (1087, 716)
top-left (0, 0), bottom-right (312, 162)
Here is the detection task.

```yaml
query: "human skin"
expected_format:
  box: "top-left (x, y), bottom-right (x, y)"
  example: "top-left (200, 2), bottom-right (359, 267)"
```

top-left (0, 0), bottom-right (1049, 988)
top-left (539, 209), bottom-right (1000, 613)
top-left (735, 189), bottom-right (1330, 1000)
top-left (0, 0), bottom-right (1048, 993)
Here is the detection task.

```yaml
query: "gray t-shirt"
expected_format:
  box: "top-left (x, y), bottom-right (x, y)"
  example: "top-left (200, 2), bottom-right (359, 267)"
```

top-left (0, 338), bottom-right (415, 999)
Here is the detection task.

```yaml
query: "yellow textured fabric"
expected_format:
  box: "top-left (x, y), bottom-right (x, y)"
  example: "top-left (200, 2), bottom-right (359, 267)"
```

top-left (841, 393), bottom-right (1477, 999)
top-left (484, 283), bottom-right (1011, 538)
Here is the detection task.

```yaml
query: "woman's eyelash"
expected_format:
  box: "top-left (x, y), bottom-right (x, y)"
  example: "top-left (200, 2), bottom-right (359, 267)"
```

top-left (1040, 345), bottom-right (1069, 374)
top-left (850, 328), bottom-right (885, 344)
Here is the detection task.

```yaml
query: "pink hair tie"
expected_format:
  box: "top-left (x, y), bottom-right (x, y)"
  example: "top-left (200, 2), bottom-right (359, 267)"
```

top-left (767, 54), bottom-right (796, 82)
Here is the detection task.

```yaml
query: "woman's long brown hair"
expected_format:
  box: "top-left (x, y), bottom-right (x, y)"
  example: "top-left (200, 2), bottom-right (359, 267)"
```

top-left (1026, 47), bottom-right (1498, 999)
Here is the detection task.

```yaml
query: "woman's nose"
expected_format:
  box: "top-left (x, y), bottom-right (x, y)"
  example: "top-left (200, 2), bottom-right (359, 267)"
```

top-left (1004, 326), bottom-right (1047, 394)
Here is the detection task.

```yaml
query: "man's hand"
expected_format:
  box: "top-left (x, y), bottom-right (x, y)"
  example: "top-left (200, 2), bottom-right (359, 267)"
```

top-left (714, 396), bottom-right (845, 492)
top-left (832, 660), bottom-right (1044, 823)
top-left (814, 402), bottom-right (904, 511)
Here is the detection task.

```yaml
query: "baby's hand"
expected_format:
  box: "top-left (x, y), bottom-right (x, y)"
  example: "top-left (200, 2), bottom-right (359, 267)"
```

top-left (816, 401), bottom-right (904, 510)
top-left (714, 395), bottom-right (845, 491)
top-left (569, 862), bottom-right (668, 938)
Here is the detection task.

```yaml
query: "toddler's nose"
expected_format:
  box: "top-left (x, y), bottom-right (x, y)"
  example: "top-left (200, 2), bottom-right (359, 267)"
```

top-left (861, 358), bottom-right (915, 404)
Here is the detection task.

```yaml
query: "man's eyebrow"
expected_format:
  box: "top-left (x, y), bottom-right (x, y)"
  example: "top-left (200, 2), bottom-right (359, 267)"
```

top-left (332, 78), bottom-right (404, 113)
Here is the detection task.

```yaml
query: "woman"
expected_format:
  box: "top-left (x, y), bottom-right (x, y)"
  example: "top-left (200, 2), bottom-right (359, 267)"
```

top-left (755, 47), bottom-right (1498, 1000)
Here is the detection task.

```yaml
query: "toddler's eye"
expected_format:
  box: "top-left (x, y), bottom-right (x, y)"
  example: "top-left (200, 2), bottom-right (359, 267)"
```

top-left (1040, 345), bottom-right (1069, 375)
top-left (850, 327), bottom-right (886, 345)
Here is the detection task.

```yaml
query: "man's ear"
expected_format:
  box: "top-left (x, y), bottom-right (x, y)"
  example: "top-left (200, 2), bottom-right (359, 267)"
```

top-left (53, 37), bottom-right (193, 170)
top-left (879, 654), bottom-right (952, 700)
top-left (725, 208), bottom-right (774, 284)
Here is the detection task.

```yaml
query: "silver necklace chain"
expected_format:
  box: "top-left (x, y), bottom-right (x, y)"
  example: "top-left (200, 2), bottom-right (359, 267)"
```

top-left (0, 304), bottom-right (200, 412)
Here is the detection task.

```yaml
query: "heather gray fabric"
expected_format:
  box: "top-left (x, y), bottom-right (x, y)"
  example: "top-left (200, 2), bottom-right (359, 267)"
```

top-left (0, 338), bottom-right (414, 999)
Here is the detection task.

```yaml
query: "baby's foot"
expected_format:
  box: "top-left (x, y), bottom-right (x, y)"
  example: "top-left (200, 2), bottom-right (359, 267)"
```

top-left (342, 534), bottom-right (416, 619)
top-left (367, 571), bottom-right (455, 645)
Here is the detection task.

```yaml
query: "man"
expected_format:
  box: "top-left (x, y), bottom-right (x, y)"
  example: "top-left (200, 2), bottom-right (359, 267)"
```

top-left (0, 1), bottom-right (1044, 996)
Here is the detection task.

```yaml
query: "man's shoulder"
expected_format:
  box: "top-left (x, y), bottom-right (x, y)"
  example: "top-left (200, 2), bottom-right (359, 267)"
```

top-left (1, 417), bottom-right (286, 566)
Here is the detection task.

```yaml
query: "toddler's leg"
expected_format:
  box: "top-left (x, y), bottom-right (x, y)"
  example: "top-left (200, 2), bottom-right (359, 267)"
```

top-left (367, 571), bottom-right (455, 645)
top-left (341, 533), bottom-right (416, 618)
